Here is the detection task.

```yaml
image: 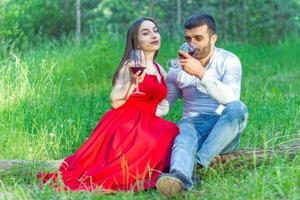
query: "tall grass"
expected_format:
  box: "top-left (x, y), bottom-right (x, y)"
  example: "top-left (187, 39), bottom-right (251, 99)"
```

top-left (0, 36), bottom-right (299, 199)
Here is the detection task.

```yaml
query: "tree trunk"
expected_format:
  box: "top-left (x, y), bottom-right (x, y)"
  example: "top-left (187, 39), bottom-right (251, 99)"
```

top-left (221, 0), bottom-right (228, 41)
top-left (76, 0), bottom-right (81, 44)
top-left (149, 0), bottom-right (154, 17)
top-left (242, 0), bottom-right (247, 42)
top-left (177, 0), bottom-right (182, 26)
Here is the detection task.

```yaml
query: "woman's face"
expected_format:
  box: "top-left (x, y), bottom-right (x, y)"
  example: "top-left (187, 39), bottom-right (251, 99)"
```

top-left (137, 20), bottom-right (160, 52)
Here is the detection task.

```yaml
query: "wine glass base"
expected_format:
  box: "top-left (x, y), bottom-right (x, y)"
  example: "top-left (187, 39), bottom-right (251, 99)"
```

top-left (167, 58), bottom-right (181, 69)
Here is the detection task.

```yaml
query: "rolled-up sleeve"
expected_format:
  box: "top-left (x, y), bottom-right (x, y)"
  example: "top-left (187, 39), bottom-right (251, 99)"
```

top-left (195, 55), bottom-right (242, 105)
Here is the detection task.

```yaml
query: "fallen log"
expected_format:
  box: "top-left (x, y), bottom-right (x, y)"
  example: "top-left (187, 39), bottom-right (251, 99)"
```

top-left (0, 143), bottom-right (299, 175)
top-left (209, 142), bottom-right (300, 167)
top-left (0, 159), bottom-right (63, 176)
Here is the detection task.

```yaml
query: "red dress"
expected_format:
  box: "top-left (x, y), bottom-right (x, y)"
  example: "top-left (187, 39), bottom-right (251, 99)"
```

top-left (37, 64), bottom-right (179, 192)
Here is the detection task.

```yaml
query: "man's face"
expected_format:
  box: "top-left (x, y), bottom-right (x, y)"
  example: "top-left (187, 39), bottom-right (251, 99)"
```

top-left (184, 24), bottom-right (217, 60)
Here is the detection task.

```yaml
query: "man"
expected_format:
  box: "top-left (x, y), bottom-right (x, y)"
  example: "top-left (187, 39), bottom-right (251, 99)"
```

top-left (156, 13), bottom-right (248, 197)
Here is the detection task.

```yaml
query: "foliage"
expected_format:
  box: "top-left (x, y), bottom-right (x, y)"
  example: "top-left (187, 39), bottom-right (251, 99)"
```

top-left (0, 0), bottom-right (299, 47)
top-left (0, 0), bottom-right (75, 46)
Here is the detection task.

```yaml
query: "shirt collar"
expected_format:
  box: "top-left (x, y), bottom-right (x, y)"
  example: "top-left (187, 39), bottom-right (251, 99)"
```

top-left (206, 47), bottom-right (217, 70)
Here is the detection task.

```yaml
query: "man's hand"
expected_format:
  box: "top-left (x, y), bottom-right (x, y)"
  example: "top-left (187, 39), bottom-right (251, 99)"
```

top-left (178, 50), bottom-right (205, 79)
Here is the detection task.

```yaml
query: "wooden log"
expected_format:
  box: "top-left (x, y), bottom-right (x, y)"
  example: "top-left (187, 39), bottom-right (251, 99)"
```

top-left (0, 159), bottom-right (63, 176)
top-left (0, 143), bottom-right (299, 175)
top-left (209, 143), bottom-right (300, 167)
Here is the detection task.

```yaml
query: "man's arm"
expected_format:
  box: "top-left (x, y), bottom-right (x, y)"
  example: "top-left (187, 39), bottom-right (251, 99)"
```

top-left (179, 50), bottom-right (241, 105)
top-left (195, 55), bottom-right (242, 105)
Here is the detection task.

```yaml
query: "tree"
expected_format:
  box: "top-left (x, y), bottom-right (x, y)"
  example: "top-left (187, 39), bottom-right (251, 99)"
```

top-left (177, 0), bottom-right (182, 26)
top-left (76, 0), bottom-right (81, 44)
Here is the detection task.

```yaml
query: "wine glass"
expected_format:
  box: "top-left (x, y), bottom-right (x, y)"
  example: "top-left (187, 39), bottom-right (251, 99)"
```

top-left (129, 49), bottom-right (147, 95)
top-left (167, 43), bottom-right (197, 68)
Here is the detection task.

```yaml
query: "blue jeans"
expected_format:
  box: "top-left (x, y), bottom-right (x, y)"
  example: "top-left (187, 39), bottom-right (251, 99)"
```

top-left (169, 100), bottom-right (248, 189)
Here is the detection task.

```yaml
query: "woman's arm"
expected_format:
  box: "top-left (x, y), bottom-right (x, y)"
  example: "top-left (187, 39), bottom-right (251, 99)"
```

top-left (110, 65), bottom-right (134, 109)
top-left (110, 62), bottom-right (146, 109)
top-left (111, 83), bottom-right (134, 109)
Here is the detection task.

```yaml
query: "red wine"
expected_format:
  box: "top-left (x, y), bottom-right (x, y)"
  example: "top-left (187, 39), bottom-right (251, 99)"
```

top-left (188, 48), bottom-right (196, 56)
top-left (179, 51), bottom-right (195, 59)
top-left (178, 43), bottom-right (196, 58)
top-left (130, 66), bottom-right (146, 73)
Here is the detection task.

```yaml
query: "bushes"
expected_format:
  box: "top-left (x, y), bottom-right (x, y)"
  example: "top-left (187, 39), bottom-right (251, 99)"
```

top-left (0, 0), bottom-right (75, 45)
top-left (0, 0), bottom-right (299, 48)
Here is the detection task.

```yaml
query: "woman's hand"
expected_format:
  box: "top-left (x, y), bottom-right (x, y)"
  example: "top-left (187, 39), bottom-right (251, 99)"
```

top-left (127, 61), bottom-right (146, 85)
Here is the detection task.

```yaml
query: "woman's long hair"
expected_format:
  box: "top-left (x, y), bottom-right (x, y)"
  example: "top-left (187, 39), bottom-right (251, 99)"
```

top-left (112, 17), bottom-right (160, 85)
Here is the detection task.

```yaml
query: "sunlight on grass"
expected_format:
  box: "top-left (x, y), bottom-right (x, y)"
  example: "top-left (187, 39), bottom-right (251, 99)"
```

top-left (0, 53), bottom-right (33, 111)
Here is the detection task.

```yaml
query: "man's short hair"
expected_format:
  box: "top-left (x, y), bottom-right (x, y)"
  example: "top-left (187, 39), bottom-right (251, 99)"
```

top-left (184, 13), bottom-right (216, 35)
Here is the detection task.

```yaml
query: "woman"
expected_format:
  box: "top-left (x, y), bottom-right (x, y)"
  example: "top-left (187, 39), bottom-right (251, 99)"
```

top-left (37, 17), bottom-right (178, 192)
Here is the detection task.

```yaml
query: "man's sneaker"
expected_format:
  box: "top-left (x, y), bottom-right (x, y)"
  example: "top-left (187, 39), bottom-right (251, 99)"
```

top-left (156, 175), bottom-right (183, 197)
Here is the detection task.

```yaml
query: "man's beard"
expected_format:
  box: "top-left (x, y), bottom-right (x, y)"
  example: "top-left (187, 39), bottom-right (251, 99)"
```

top-left (196, 39), bottom-right (211, 60)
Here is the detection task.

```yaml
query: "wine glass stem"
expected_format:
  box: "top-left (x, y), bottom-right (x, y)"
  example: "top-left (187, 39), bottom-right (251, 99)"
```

top-left (175, 59), bottom-right (180, 67)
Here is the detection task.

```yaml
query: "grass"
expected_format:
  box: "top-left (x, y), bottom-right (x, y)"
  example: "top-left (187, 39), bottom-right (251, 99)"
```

top-left (0, 35), bottom-right (299, 199)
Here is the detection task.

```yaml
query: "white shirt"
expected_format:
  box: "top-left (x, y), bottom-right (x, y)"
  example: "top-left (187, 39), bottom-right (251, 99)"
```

top-left (166, 47), bottom-right (242, 118)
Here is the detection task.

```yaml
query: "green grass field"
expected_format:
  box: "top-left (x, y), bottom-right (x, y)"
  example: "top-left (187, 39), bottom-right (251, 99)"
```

top-left (0, 36), bottom-right (299, 199)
